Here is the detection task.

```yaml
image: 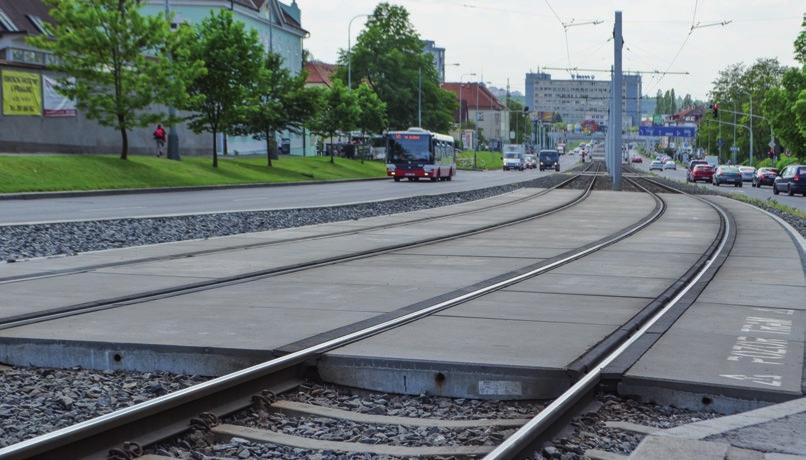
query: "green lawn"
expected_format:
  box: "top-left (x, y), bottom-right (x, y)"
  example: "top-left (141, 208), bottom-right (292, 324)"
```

top-left (456, 150), bottom-right (503, 170)
top-left (0, 154), bottom-right (387, 193)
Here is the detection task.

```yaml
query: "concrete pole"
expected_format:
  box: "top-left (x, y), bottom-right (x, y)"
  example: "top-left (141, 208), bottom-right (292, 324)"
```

top-left (732, 100), bottom-right (737, 164)
top-left (749, 94), bottom-right (753, 164)
top-left (418, 66), bottom-right (422, 127)
top-left (612, 11), bottom-right (623, 190)
top-left (164, 0), bottom-right (180, 160)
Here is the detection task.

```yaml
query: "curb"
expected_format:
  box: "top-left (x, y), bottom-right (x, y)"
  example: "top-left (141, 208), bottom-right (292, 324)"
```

top-left (0, 176), bottom-right (391, 201)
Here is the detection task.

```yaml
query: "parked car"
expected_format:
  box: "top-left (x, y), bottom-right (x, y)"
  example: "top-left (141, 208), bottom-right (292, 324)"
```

top-left (664, 161), bottom-right (677, 170)
top-left (503, 152), bottom-right (525, 171)
top-left (538, 150), bottom-right (560, 171)
top-left (773, 165), bottom-right (806, 196)
top-left (712, 165), bottom-right (743, 187)
top-left (631, 156), bottom-right (643, 163)
top-left (649, 160), bottom-right (664, 171)
top-left (688, 164), bottom-right (715, 183)
top-left (738, 166), bottom-right (756, 182)
top-left (752, 167), bottom-right (779, 188)
top-left (524, 154), bottom-right (537, 169)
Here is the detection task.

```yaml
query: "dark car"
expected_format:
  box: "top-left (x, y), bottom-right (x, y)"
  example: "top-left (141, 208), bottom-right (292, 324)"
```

top-left (539, 150), bottom-right (560, 171)
top-left (712, 166), bottom-right (742, 187)
top-left (773, 165), bottom-right (806, 196)
top-left (753, 168), bottom-right (779, 188)
top-left (688, 163), bottom-right (714, 183)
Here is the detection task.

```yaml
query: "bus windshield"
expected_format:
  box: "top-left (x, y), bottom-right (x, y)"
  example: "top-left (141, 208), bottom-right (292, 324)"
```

top-left (504, 153), bottom-right (520, 159)
top-left (387, 134), bottom-right (432, 162)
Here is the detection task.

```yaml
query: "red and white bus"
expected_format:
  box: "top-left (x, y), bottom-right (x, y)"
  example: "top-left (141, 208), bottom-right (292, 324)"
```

top-left (386, 128), bottom-right (456, 182)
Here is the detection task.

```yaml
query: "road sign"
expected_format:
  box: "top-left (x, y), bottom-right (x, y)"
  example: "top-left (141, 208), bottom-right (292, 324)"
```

top-left (638, 126), bottom-right (696, 138)
top-left (717, 138), bottom-right (724, 147)
top-left (769, 139), bottom-right (776, 148)
top-left (730, 146), bottom-right (739, 153)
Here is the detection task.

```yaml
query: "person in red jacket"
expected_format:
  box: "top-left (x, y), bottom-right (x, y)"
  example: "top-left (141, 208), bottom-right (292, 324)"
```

top-left (153, 124), bottom-right (167, 157)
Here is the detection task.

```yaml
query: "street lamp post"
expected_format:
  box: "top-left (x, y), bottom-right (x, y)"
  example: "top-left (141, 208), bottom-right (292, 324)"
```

top-left (347, 14), bottom-right (370, 90)
top-left (164, 0), bottom-right (180, 160)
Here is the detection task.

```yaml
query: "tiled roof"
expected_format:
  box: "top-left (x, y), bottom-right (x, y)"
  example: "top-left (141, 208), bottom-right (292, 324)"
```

top-left (0, 0), bottom-right (53, 35)
top-left (441, 82), bottom-right (506, 111)
top-left (305, 60), bottom-right (337, 87)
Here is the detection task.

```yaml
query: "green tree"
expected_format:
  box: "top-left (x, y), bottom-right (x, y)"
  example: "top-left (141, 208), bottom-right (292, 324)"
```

top-left (763, 68), bottom-right (806, 155)
top-left (355, 82), bottom-right (388, 136)
top-left (654, 90), bottom-right (663, 115)
top-left (336, 3), bottom-right (456, 132)
top-left (794, 14), bottom-right (806, 64)
top-left (311, 80), bottom-right (360, 163)
top-left (244, 52), bottom-right (319, 167)
top-left (670, 89), bottom-right (677, 113)
top-left (507, 99), bottom-right (531, 144)
top-left (186, 10), bottom-right (263, 168)
top-left (30, 0), bottom-right (202, 159)
top-left (682, 93), bottom-right (693, 109)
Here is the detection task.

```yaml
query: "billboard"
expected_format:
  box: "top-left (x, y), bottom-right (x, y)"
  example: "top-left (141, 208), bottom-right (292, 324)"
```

top-left (2, 70), bottom-right (42, 116)
top-left (43, 75), bottom-right (77, 117)
top-left (639, 126), bottom-right (696, 138)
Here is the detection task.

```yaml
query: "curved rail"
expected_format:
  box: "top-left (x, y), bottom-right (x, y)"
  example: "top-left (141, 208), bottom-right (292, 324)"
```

top-left (483, 176), bottom-right (734, 459)
top-left (0, 163), bottom-right (678, 460)
top-left (0, 166), bottom-right (603, 330)
top-left (0, 163), bottom-right (596, 285)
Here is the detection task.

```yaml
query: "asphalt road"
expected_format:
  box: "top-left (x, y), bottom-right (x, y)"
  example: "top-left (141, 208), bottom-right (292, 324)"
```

top-left (0, 155), bottom-right (578, 225)
top-left (634, 159), bottom-right (806, 211)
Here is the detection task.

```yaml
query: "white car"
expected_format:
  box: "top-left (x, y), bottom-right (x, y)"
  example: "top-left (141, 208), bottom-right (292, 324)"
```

top-left (649, 160), bottom-right (664, 171)
top-left (663, 161), bottom-right (677, 170)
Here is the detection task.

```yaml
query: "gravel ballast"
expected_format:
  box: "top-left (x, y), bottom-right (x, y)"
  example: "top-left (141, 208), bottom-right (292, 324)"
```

top-left (535, 393), bottom-right (721, 459)
top-left (0, 365), bottom-right (207, 448)
top-left (1, 174), bottom-right (579, 262)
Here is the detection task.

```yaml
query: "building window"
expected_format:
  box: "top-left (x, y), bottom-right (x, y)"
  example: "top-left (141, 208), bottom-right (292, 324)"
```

top-left (27, 15), bottom-right (52, 37)
top-left (0, 8), bottom-right (18, 31)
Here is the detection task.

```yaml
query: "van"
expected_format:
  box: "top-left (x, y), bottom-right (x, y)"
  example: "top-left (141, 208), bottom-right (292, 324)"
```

top-left (539, 150), bottom-right (560, 171)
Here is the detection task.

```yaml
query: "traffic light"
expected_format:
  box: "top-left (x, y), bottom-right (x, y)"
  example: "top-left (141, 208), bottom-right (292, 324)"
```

top-left (709, 103), bottom-right (719, 118)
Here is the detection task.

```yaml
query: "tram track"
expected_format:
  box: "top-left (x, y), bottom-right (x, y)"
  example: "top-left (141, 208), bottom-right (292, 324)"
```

top-left (0, 164), bottom-right (596, 285)
top-left (0, 165), bottom-right (602, 331)
top-left (0, 165), bottom-right (695, 460)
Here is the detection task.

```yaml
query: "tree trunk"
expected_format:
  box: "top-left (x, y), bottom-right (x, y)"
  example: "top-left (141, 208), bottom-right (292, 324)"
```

top-left (118, 114), bottom-right (128, 160)
top-left (330, 134), bottom-right (334, 164)
top-left (266, 130), bottom-right (273, 167)
top-left (212, 128), bottom-right (219, 168)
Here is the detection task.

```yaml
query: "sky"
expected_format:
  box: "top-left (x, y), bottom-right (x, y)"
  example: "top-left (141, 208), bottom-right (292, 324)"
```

top-left (298, 0), bottom-right (802, 100)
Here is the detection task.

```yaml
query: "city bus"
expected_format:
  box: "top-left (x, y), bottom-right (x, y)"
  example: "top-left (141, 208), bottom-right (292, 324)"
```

top-left (386, 128), bottom-right (456, 182)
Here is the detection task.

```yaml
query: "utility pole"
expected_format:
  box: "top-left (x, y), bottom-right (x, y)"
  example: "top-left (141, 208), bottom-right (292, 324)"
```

top-left (164, 0), bottom-right (180, 160)
top-left (418, 66), bottom-right (422, 127)
top-left (612, 11), bottom-right (623, 190)
top-left (732, 100), bottom-right (737, 164)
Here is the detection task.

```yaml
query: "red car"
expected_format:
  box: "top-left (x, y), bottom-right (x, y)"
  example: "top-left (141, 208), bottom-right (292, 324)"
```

top-left (752, 168), bottom-right (778, 188)
top-left (631, 156), bottom-right (643, 163)
top-left (688, 164), bottom-right (715, 183)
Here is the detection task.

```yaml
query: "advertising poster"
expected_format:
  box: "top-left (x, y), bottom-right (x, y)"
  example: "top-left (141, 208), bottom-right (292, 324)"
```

top-left (43, 75), bottom-right (77, 117)
top-left (2, 70), bottom-right (42, 116)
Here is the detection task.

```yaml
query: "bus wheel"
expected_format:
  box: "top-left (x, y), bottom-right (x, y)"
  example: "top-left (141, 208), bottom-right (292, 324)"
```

top-left (393, 177), bottom-right (400, 182)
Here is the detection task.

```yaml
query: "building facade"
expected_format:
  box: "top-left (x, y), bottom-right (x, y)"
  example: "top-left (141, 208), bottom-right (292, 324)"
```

top-left (0, 0), bottom-right (308, 156)
top-left (422, 40), bottom-right (445, 83)
top-left (442, 82), bottom-right (510, 148)
top-left (524, 71), bottom-right (642, 129)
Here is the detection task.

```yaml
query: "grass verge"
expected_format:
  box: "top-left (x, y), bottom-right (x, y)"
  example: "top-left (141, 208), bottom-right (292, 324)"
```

top-left (456, 150), bottom-right (503, 170)
top-left (0, 155), bottom-right (387, 193)
top-left (726, 192), bottom-right (806, 219)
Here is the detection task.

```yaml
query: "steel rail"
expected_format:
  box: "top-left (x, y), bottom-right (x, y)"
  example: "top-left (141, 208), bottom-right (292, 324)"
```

top-left (0, 163), bottom-right (676, 460)
top-left (0, 168), bottom-right (602, 331)
top-left (0, 164), bottom-right (596, 285)
top-left (483, 176), bottom-right (733, 459)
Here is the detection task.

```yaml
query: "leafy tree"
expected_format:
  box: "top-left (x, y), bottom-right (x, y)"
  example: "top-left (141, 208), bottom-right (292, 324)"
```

top-left (763, 68), bottom-right (806, 154)
top-left (245, 52), bottom-right (319, 167)
top-left (30, 0), bottom-right (202, 159)
top-left (186, 10), bottom-right (264, 168)
top-left (682, 93), bottom-right (693, 109)
top-left (336, 3), bottom-right (456, 132)
top-left (354, 83), bottom-right (388, 136)
top-left (794, 14), bottom-right (806, 64)
top-left (310, 80), bottom-right (360, 163)
top-left (507, 99), bottom-right (531, 144)
top-left (670, 89), bottom-right (677, 113)
top-left (654, 90), bottom-right (663, 115)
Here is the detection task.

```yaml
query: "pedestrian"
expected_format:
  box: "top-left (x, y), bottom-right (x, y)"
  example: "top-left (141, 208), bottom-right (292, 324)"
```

top-left (153, 124), bottom-right (167, 157)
